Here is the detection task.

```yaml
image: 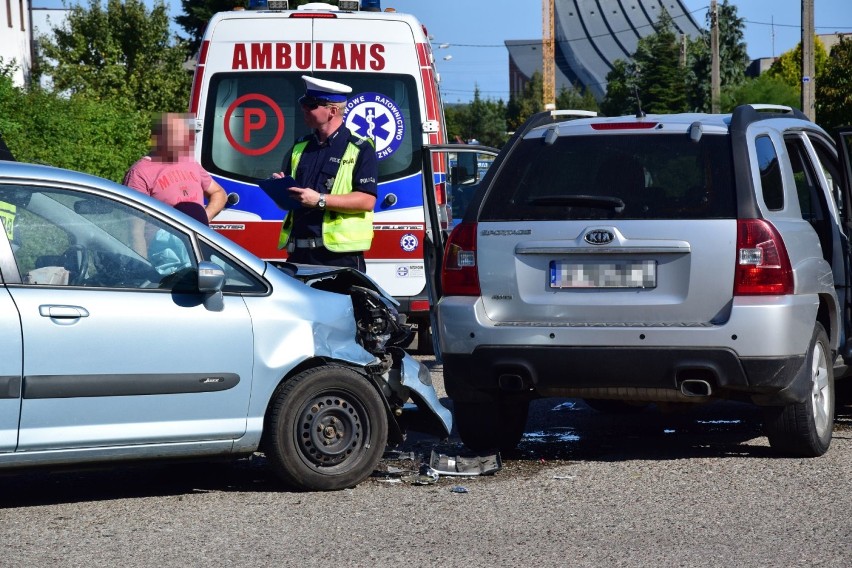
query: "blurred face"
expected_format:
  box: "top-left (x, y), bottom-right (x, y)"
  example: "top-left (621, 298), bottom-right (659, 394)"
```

top-left (155, 113), bottom-right (194, 158)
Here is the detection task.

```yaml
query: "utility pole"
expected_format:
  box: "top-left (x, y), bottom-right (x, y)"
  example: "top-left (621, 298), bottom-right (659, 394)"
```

top-left (801, 0), bottom-right (815, 120)
top-left (710, 0), bottom-right (720, 113)
top-left (542, 0), bottom-right (555, 110)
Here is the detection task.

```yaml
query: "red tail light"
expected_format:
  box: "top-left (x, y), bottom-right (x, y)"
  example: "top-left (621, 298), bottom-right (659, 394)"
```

top-left (289, 13), bottom-right (337, 18)
top-left (590, 121), bottom-right (658, 130)
top-left (734, 219), bottom-right (793, 295)
top-left (442, 222), bottom-right (480, 296)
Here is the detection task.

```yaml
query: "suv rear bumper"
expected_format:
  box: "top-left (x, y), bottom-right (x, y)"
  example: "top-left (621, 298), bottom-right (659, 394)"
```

top-left (437, 295), bottom-right (822, 405)
top-left (443, 347), bottom-right (808, 405)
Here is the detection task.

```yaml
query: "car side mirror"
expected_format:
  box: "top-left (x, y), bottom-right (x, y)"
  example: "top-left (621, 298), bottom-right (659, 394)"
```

top-left (197, 261), bottom-right (225, 311)
top-left (198, 261), bottom-right (225, 292)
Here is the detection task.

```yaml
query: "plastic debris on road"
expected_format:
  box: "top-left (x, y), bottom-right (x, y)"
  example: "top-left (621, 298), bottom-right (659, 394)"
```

top-left (427, 450), bottom-right (502, 476)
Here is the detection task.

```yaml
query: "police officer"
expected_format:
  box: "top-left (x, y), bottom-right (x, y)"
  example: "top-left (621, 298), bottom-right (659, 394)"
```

top-left (274, 76), bottom-right (377, 271)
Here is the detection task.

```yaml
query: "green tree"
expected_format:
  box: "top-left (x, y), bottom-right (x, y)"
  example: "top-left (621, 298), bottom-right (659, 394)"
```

top-left (443, 87), bottom-right (507, 147)
top-left (816, 35), bottom-right (852, 129)
top-left (719, 74), bottom-right (800, 111)
top-left (632, 9), bottom-right (689, 114)
top-left (466, 87), bottom-right (507, 147)
top-left (555, 83), bottom-right (599, 114)
top-left (686, 0), bottom-right (749, 112)
top-left (177, 1), bottom-right (334, 53)
top-left (765, 38), bottom-right (829, 90)
top-left (599, 59), bottom-right (635, 116)
top-left (506, 71), bottom-right (544, 132)
top-left (177, 0), bottom-right (248, 54)
top-left (601, 9), bottom-right (688, 116)
top-left (0, 74), bottom-right (150, 181)
top-left (37, 0), bottom-right (191, 113)
top-left (443, 103), bottom-right (468, 144)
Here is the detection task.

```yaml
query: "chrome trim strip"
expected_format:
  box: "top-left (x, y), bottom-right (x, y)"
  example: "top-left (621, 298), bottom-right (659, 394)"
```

top-left (515, 245), bottom-right (691, 255)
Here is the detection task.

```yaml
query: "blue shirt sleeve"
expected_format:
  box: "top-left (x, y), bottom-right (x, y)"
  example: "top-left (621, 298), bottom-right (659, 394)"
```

top-left (352, 142), bottom-right (378, 197)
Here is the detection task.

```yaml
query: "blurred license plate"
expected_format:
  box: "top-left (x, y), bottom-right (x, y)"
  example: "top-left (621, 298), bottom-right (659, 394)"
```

top-left (549, 260), bottom-right (657, 288)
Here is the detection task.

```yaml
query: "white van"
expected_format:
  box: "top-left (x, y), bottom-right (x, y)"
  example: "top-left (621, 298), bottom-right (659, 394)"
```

top-left (190, 1), bottom-right (448, 348)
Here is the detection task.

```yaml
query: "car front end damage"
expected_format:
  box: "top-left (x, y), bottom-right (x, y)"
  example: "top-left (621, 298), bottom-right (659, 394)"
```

top-left (282, 263), bottom-right (452, 442)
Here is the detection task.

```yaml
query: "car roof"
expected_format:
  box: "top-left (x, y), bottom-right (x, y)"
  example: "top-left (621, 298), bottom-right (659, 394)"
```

top-left (524, 112), bottom-right (731, 139)
top-left (526, 107), bottom-right (828, 140)
top-left (0, 161), bottom-right (268, 275)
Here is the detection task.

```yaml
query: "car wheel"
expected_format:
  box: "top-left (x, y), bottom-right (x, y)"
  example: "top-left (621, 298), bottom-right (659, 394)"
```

top-left (454, 394), bottom-right (529, 454)
top-left (415, 317), bottom-right (434, 355)
top-left (763, 322), bottom-right (834, 457)
top-left (266, 365), bottom-right (388, 491)
top-left (583, 399), bottom-right (649, 414)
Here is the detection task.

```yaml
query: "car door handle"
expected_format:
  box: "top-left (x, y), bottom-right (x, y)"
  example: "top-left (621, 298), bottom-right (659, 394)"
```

top-left (39, 305), bottom-right (90, 319)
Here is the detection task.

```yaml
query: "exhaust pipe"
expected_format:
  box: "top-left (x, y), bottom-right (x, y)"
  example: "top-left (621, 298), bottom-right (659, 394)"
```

top-left (680, 379), bottom-right (712, 397)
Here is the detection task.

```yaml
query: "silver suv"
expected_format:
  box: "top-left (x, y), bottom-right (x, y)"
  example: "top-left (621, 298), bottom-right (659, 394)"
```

top-left (426, 105), bottom-right (852, 457)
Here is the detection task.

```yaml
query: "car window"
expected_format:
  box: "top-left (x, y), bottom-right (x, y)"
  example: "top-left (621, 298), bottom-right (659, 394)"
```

top-left (479, 133), bottom-right (735, 221)
top-left (807, 135), bottom-right (843, 215)
top-left (0, 184), bottom-right (196, 290)
top-left (199, 240), bottom-right (266, 293)
top-left (785, 136), bottom-right (823, 223)
top-left (755, 135), bottom-right (784, 211)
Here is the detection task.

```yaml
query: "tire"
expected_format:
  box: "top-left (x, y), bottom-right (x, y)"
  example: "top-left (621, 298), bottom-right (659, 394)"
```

top-left (266, 365), bottom-right (388, 491)
top-left (763, 322), bottom-right (834, 457)
top-left (416, 318), bottom-right (434, 355)
top-left (583, 399), bottom-right (649, 414)
top-left (454, 394), bottom-right (529, 454)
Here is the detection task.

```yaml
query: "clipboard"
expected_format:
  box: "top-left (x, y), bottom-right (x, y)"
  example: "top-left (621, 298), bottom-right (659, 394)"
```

top-left (257, 175), bottom-right (301, 211)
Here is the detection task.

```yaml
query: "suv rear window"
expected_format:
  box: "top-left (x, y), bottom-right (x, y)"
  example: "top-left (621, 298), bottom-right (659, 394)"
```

top-left (480, 133), bottom-right (736, 221)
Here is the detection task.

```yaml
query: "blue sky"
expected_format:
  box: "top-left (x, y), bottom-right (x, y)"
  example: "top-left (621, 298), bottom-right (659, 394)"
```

top-left (392, 0), bottom-right (852, 103)
top-left (34, 1), bottom-right (852, 103)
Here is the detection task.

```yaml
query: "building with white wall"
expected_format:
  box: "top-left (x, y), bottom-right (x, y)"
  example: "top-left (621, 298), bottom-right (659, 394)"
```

top-left (0, 0), bottom-right (32, 87)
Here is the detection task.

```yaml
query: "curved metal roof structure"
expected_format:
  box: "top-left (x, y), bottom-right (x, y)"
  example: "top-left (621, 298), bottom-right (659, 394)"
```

top-left (507, 0), bottom-right (703, 101)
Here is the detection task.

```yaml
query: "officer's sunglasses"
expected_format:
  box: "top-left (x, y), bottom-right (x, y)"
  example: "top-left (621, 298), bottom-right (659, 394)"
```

top-left (299, 96), bottom-right (332, 110)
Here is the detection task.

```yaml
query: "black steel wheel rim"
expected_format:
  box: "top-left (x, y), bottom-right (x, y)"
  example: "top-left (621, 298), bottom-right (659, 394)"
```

top-left (295, 389), bottom-right (370, 468)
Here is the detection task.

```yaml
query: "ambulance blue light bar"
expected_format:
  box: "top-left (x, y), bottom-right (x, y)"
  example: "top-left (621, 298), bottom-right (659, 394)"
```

top-left (247, 0), bottom-right (288, 9)
top-left (247, 0), bottom-right (381, 10)
top-left (340, 0), bottom-right (381, 10)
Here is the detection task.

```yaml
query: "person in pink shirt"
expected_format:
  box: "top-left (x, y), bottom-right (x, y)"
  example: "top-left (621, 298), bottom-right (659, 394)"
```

top-left (124, 113), bottom-right (226, 224)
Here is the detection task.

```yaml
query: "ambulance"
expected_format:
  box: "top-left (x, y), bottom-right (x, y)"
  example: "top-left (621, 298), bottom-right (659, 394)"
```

top-left (189, 0), bottom-right (448, 348)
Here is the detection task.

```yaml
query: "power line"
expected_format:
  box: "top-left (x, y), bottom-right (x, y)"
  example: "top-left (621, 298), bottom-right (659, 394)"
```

top-left (432, 12), bottom-right (852, 50)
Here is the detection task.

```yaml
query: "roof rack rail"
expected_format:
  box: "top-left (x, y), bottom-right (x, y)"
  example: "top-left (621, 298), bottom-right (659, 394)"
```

top-left (730, 103), bottom-right (810, 134)
top-left (549, 109), bottom-right (598, 119)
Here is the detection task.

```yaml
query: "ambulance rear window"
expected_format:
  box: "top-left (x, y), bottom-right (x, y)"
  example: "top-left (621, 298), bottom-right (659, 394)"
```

top-left (200, 72), bottom-right (422, 184)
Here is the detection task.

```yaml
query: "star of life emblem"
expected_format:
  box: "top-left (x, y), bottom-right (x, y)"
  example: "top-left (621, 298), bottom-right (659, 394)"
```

top-left (345, 93), bottom-right (405, 161)
top-left (400, 233), bottom-right (418, 252)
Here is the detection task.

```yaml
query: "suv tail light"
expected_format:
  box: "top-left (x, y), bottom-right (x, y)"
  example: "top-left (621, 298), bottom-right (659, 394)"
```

top-left (734, 219), bottom-right (793, 295)
top-left (442, 222), bottom-right (480, 296)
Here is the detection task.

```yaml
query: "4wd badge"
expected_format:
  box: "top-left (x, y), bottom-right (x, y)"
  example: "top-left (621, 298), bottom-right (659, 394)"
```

top-left (584, 229), bottom-right (614, 245)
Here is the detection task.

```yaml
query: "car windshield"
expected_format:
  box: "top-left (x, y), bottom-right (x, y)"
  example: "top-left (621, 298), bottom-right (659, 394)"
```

top-left (200, 71), bottom-right (422, 184)
top-left (480, 132), bottom-right (736, 221)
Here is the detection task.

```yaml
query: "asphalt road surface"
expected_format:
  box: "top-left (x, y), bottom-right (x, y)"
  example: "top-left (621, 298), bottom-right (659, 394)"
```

top-left (2, 357), bottom-right (850, 567)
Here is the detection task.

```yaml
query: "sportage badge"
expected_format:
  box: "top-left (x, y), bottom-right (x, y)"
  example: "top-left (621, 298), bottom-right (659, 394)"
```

top-left (584, 229), bottom-right (614, 245)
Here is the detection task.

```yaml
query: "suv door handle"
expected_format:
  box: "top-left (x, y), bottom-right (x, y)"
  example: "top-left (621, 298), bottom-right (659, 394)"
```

top-left (39, 305), bottom-right (90, 319)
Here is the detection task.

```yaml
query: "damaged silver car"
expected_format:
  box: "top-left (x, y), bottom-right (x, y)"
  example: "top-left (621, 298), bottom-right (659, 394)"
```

top-left (0, 161), bottom-right (451, 491)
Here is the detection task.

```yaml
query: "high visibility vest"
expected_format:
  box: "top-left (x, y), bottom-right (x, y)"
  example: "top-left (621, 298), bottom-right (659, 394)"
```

top-left (0, 201), bottom-right (15, 240)
top-left (278, 135), bottom-right (374, 252)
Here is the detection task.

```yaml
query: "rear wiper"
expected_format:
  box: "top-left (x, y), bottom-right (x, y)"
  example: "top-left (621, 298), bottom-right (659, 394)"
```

top-left (527, 194), bottom-right (625, 211)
